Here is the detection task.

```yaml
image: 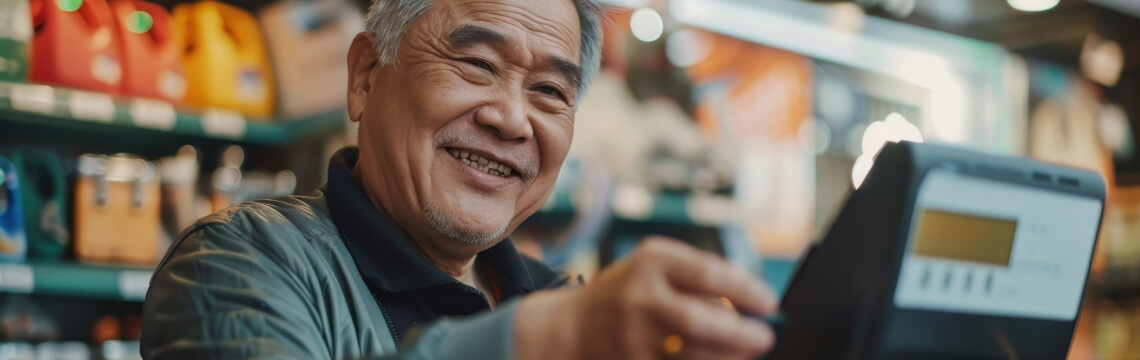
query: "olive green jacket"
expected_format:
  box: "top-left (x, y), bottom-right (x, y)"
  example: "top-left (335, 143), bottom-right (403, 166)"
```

top-left (141, 188), bottom-right (562, 359)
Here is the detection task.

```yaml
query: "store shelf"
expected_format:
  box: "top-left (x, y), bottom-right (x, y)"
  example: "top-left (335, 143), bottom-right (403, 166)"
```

top-left (0, 82), bottom-right (346, 146)
top-left (0, 261), bottom-right (155, 302)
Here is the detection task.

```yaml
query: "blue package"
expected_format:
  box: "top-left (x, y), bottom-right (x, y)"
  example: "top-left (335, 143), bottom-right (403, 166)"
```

top-left (0, 155), bottom-right (27, 263)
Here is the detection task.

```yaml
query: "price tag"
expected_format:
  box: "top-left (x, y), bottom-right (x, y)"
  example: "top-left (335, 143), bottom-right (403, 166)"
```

top-left (129, 99), bottom-right (176, 131)
top-left (200, 109), bottom-right (247, 139)
top-left (0, 264), bottom-right (34, 293)
top-left (118, 270), bottom-right (152, 301)
top-left (68, 90), bottom-right (116, 123)
top-left (10, 84), bottom-right (55, 114)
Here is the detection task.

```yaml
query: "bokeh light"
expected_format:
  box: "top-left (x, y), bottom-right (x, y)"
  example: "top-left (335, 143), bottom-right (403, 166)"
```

top-left (630, 7), bottom-right (665, 43)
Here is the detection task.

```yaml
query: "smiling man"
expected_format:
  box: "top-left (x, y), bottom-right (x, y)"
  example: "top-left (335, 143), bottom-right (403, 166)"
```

top-left (141, 0), bottom-right (777, 359)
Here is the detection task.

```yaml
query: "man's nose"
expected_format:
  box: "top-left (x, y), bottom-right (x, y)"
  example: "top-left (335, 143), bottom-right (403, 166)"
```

top-left (474, 93), bottom-right (533, 141)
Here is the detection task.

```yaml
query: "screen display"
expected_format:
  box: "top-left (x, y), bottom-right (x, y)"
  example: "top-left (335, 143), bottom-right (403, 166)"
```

top-left (912, 210), bottom-right (1017, 267)
top-left (893, 169), bottom-right (1102, 321)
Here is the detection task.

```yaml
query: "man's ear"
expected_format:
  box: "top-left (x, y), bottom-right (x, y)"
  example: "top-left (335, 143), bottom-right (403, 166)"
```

top-left (347, 32), bottom-right (379, 123)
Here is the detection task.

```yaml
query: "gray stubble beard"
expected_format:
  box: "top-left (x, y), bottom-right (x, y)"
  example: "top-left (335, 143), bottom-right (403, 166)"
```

top-left (422, 201), bottom-right (510, 245)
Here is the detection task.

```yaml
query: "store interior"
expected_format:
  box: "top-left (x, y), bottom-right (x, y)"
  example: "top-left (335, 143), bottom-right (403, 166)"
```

top-left (0, 0), bottom-right (1138, 358)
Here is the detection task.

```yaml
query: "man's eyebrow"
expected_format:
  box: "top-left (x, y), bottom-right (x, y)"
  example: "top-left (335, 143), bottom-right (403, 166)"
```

top-left (447, 25), bottom-right (508, 50)
top-left (551, 57), bottom-right (582, 93)
top-left (448, 24), bottom-right (581, 92)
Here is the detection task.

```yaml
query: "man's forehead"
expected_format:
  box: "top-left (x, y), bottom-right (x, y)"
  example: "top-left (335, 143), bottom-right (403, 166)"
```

top-left (436, 0), bottom-right (581, 61)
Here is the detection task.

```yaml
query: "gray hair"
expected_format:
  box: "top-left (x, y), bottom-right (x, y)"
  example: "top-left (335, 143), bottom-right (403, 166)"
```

top-left (364, 0), bottom-right (604, 96)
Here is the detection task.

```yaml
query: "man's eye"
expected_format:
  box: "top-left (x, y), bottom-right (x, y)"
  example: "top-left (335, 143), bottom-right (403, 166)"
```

top-left (467, 59), bottom-right (493, 72)
top-left (535, 85), bottom-right (564, 99)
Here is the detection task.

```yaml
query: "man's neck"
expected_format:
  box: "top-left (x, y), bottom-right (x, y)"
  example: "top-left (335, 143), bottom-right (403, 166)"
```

top-left (351, 162), bottom-right (496, 306)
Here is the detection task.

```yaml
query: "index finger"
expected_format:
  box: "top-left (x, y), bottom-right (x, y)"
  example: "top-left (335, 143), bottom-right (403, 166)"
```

top-left (641, 237), bottom-right (779, 316)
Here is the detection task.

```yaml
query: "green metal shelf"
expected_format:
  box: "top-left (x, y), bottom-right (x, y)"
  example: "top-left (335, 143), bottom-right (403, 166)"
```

top-left (0, 82), bottom-right (346, 146)
top-left (0, 261), bottom-right (155, 302)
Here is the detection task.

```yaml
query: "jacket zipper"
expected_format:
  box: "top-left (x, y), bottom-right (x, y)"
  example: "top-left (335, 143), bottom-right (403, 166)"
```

top-left (369, 289), bottom-right (401, 344)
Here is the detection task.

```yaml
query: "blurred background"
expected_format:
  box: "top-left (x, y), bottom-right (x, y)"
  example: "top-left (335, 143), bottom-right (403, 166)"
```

top-left (0, 0), bottom-right (1137, 358)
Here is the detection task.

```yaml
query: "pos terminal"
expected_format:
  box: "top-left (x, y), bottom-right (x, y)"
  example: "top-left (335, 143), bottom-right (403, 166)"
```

top-left (768, 142), bottom-right (1105, 360)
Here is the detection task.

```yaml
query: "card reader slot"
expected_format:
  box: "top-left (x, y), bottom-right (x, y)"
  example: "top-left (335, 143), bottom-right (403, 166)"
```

top-left (1057, 176), bottom-right (1080, 187)
top-left (974, 164), bottom-right (1025, 181)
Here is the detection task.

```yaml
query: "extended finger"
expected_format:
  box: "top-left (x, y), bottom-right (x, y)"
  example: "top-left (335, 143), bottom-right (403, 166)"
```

top-left (653, 294), bottom-right (775, 354)
top-left (641, 237), bottom-right (778, 316)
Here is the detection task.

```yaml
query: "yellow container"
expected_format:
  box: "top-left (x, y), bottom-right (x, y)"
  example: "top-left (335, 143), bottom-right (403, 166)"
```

top-left (174, 1), bottom-right (275, 118)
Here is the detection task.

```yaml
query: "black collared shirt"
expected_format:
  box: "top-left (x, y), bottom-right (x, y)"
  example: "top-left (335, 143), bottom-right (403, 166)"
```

top-left (324, 147), bottom-right (565, 344)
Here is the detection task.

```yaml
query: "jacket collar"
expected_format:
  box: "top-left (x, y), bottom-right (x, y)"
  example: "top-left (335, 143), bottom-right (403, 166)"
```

top-left (324, 147), bottom-right (538, 295)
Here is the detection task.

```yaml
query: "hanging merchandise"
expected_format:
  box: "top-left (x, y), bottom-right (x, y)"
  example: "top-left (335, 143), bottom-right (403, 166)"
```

top-left (0, 0), bottom-right (32, 82)
top-left (209, 145), bottom-right (296, 211)
top-left (0, 154), bottom-right (27, 263)
top-left (28, 0), bottom-right (123, 93)
top-left (1, 148), bottom-right (68, 259)
top-left (110, 0), bottom-right (185, 102)
top-left (174, 0), bottom-right (275, 118)
top-left (259, 0), bottom-right (362, 118)
top-left (158, 145), bottom-right (209, 242)
top-left (74, 154), bottom-right (159, 264)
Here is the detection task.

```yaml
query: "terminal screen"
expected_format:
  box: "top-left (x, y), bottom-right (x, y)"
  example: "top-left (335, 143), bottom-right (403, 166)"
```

top-left (912, 210), bottom-right (1017, 267)
top-left (893, 169), bottom-right (1101, 321)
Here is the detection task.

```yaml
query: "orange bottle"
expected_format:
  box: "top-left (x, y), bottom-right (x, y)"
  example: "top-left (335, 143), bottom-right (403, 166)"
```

top-left (173, 1), bottom-right (275, 118)
top-left (110, 0), bottom-right (185, 102)
top-left (29, 0), bottom-right (123, 93)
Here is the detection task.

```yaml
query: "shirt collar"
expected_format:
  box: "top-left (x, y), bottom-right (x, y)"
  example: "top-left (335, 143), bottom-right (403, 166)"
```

top-left (324, 147), bottom-right (538, 294)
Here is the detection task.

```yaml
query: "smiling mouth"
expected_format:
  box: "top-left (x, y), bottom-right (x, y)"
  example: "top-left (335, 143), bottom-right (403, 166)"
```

top-left (446, 148), bottom-right (516, 178)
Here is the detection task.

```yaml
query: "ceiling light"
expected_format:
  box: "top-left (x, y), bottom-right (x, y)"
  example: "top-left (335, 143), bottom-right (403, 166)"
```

top-left (630, 7), bottom-right (664, 43)
top-left (1007, 0), bottom-right (1060, 12)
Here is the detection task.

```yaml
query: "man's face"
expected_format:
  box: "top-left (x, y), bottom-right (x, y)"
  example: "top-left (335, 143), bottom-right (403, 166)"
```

top-left (350, 0), bottom-right (581, 250)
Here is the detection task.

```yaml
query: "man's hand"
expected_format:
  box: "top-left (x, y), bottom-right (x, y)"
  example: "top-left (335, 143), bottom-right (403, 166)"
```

top-left (515, 237), bottom-right (779, 360)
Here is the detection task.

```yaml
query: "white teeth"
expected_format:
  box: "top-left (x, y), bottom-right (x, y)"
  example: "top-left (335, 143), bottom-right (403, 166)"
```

top-left (447, 148), bottom-right (515, 178)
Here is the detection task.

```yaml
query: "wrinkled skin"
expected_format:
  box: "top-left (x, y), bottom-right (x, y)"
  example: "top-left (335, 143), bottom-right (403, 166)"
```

top-left (345, 0), bottom-right (778, 358)
top-left (347, 0), bottom-right (579, 284)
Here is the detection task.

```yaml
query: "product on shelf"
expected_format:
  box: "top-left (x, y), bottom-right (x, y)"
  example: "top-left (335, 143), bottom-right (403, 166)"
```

top-left (1, 148), bottom-right (68, 259)
top-left (0, 0), bottom-right (31, 82)
top-left (209, 146), bottom-right (296, 210)
top-left (174, 0), bottom-right (275, 118)
top-left (74, 154), bottom-right (159, 264)
top-left (258, 0), bottom-right (362, 118)
top-left (110, 0), bottom-right (185, 102)
top-left (0, 295), bottom-right (57, 342)
top-left (0, 154), bottom-right (26, 263)
top-left (158, 145), bottom-right (209, 242)
top-left (28, 0), bottom-right (123, 93)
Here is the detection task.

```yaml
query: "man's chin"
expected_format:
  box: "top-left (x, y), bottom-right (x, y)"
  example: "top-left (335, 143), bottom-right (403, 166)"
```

top-left (422, 204), bottom-right (510, 246)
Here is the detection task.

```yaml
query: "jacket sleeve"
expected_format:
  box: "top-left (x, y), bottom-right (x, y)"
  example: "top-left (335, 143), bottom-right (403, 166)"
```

top-left (141, 223), bottom-right (335, 359)
top-left (142, 222), bottom-right (528, 360)
top-left (392, 299), bottom-right (521, 360)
